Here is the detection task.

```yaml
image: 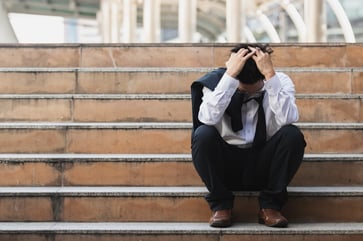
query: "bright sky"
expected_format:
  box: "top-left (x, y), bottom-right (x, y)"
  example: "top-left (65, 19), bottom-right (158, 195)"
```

top-left (9, 13), bottom-right (65, 43)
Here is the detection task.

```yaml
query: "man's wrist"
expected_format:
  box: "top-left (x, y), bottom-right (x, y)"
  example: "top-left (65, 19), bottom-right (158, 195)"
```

top-left (226, 69), bottom-right (238, 78)
top-left (264, 70), bottom-right (276, 80)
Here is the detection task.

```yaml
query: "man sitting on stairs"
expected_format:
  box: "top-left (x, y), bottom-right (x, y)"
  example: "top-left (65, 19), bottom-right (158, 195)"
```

top-left (190, 43), bottom-right (306, 228)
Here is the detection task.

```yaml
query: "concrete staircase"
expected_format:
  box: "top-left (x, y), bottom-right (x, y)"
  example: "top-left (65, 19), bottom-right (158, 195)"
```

top-left (0, 43), bottom-right (363, 240)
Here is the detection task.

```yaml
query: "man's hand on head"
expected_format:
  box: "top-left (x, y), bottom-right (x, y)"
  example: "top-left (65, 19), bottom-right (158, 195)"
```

top-left (249, 46), bottom-right (276, 80)
top-left (225, 48), bottom-right (256, 78)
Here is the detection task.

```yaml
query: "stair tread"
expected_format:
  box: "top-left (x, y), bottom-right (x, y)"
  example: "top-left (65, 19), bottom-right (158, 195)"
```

top-left (1, 186), bottom-right (363, 196)
top-left (0, 153), bottom-right (362, 162)
top-left (0, 94), bottom-right (192, 99)
top-left (0, 122), bottom-right (363, 129)
top-left (1, 222), bottom-right (363, 234)
top-left (0, 93), bottom-right (361, 99)
top-left (0, 66), bottom-right (363, 72)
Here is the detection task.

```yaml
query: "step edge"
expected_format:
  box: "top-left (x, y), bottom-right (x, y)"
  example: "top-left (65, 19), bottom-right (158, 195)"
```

top-left (1, 67), bottom-right (363, 73)
top-left (0, 186), bottom-right (362, 197)
top-left (0, 153), bottom-right (362, 162)
top-left (0, 122), bottom-right (362, 130)
top-left (0, 222), bottom-right (363, 235)
top-left (0, 93), bottom-right (361, 99)
top-left (0, 153), bottom-right (192, 162)
top-left (0, 94), bottom-right (192, 100)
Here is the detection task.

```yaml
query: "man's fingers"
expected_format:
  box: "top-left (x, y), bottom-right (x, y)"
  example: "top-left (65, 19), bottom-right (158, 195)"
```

top-left (237, 48), bottom-right (249, 55)
top-left (236, 48), bottom-right (256, 61)
top-left (248, 46), bottom-right (260, 50)
top-left (244, 50), bottom-right (256, 59)
top-left (248, 46), bottom-right (263, 57)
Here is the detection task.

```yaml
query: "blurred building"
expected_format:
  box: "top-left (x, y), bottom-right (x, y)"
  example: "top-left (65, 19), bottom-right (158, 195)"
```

top-left (1, 0), bottom-right (363, 43)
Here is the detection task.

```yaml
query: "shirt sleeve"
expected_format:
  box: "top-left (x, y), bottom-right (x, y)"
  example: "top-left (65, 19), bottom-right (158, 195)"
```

top-left (264, 72), bottom-right (299, 125)
top-left (198, 73), bottom-right (239, 125)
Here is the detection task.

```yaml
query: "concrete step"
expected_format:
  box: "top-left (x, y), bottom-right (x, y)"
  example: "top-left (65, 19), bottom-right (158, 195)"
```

top-left (0, 94), bottom-right (361, 123)
top-left (0, 186), bottom-right (362, 222)
top-left (1, 44), bottom-right (363, 68)
top-left (0, 122), bottom-right (362, 154)
top-left (1, 67), bottom-right (363, 94)
top-left (0, 222), bottom-right (363, 241)
top-left (0, 154), bottom-right (362, 187)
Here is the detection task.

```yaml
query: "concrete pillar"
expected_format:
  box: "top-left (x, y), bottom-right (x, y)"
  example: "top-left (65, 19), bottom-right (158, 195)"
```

top-left (143, 0), bottom-right (160, 43)
top-left (178, 0), bottom-right (197, 42)
top-left (122, 0), bottom-right (137, 43)
top-left (226, 0), bottom-right (241, 42)
top-left (240, 0), bottom-right (247, 42)
top-left (100, 0), bottom-right (111, 42)
top-left (110, 0), bottom-right (121, 43)
top-left (99, 0), bottom-right (121, 43)
top-left (304, 0), bottom-right (326, 42)
top-left (0, 1), bottom-right (18, 43)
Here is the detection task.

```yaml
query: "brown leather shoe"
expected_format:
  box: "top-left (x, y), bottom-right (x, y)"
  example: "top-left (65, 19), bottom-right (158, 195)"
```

top-left (258, 209), bottom-right (288, 228)
top-left (209, 209), bottom-right (232, 227)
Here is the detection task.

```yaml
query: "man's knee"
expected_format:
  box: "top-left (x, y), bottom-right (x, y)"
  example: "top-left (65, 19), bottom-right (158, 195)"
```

top-left (278, 125), bottom-right (305, 146)
top-left (192, 125), bottom-right (220, 145)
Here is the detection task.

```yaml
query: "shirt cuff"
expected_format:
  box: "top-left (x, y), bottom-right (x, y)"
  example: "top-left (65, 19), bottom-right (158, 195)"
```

top-left (215, 73), bottom-right (239, 92)
top-left (264, 74), bottom-right (282, 95)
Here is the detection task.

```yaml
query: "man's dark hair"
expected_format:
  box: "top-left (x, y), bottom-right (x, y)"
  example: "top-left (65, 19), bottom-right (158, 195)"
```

top-left (230, 43), bottom-right (273, 84)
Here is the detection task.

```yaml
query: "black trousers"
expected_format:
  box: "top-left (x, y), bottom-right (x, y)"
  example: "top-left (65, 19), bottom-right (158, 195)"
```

top-left (191, 124), bottom-right (306, 211)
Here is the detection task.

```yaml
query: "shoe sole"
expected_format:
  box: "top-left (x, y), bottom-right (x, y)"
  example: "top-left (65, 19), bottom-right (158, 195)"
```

top-left (209, 220), bottom-right (232, 228)
top-left (258, 218), bottom-right (288, 228)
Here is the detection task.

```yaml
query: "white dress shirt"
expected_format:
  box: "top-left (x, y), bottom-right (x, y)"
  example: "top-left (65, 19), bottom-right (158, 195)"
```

top-left (198, 72), bottom-right (299, 148)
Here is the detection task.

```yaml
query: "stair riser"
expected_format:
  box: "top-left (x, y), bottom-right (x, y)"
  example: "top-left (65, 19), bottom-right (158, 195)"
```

top-left (0, 70), bottom-right (362, 94)
top-left (76, 71), bottom-right (201, 94)
top-left (0, 234), bottom-right (218, 241)
top-left (224, 235), bottom-right (363, 241)
top-left (0, 98), bottom-right (361, 123)
top-left (0, 47), bottom-right (79, 68)
top-left (0, 161), bottom-right (362, 187)
top-left (0, 99), bottom-right (72, 122)
top-left (0, 195), bottom-right (362, 222)
top-left (0, 72), bottom-right (76, 94)
top-left (0, 128), bottom-right (362, 154)
top-left (0, 234), bottom-right (362, 241)
top-left (1, 45), bottom-right (363, 68)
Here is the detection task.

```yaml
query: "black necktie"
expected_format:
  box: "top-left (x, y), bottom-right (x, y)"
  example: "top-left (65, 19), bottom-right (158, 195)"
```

top-left (251, 93), bottom-right (266, 148)
top-left (225, 91), bottom-right (266, 148)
